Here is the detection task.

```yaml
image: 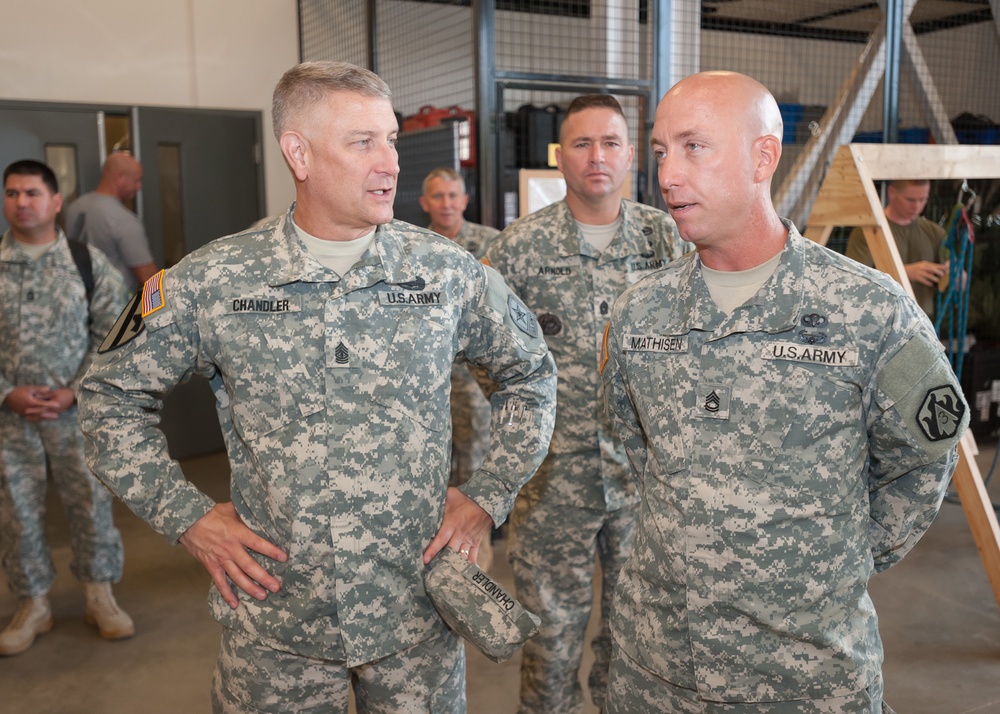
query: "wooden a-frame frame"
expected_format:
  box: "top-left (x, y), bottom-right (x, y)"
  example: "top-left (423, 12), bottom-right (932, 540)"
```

top-left (805, 143), bottom-right (1000, 609)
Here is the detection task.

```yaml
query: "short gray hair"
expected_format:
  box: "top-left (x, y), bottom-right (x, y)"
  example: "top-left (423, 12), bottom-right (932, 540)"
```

top-left (272, 61), bottom-right (392, 139)
top-left (422, 167), bottom-right (466, 196)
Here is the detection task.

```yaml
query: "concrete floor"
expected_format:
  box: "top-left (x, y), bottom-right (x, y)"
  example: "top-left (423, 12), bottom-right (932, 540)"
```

top-left (3, 443), bottom-right (1000, 713)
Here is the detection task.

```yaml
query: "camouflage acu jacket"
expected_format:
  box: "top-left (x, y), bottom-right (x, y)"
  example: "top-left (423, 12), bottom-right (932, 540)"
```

top-left (0, 230), bottom-right (123, 402)
top-left (79, 207), bottom-right (556, 665)
top-left (602, 223), bottom-right (968, 701)
top-left (484, 198), bottom-right (683, 509)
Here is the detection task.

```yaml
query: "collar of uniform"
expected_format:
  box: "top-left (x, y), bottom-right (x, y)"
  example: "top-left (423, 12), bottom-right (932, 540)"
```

top-left (667, 219), bottom-right (803, 338)
top-left (369, 221), bottom-right (422, 286)
top-left (551, 198), bottom-right (636, 261)
top-left (265, 204), bottom-right (393, 288)
top-left (549, 199), bottom-right (585, 258)
top-left (0, 227), bottom-right (68, 264)
top-left (263, 204), bottom-right (325, 286)
top-left (597, 200), bottom-right (649, 264)
top-left (709, 219), bottom-right (805, 339)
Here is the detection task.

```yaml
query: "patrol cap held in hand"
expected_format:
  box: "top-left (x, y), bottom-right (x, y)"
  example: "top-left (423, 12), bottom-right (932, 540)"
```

top-left (424, 546), bottom-right (541, 663)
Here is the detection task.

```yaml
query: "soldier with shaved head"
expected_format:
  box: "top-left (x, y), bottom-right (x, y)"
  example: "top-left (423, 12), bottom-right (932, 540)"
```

top-left (601, 71), bottom-right (968, 713)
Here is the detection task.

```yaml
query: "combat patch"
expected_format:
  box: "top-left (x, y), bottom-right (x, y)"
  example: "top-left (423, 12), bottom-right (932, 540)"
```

top-left (763, 341), bottom-right (858, 366)
top-left (508, 294), bottom-right (538, 337)
top-left (141, 270), bottom-right (166, 317)
top-left (917, 384), bottom-right (966, 442)
top-left (99, 292), bottom-right (144, 353)
top-left (622, 334), bottom-right (688, 353)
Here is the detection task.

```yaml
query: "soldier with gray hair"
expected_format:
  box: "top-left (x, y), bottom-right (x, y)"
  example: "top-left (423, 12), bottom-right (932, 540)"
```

top-left (601, 71), bottom-right (968, 713)
top-left (420, 166), bottom-right (500, 571)
top-left (79, 61), bottom-right (557, 713)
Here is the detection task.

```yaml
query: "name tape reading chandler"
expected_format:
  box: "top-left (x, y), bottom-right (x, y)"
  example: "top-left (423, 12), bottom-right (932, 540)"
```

top-left (424, 546), bottom-right (541, 662)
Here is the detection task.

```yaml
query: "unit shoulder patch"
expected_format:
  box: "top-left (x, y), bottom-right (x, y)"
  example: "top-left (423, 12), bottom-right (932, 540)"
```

top-left (99, 292), bottom-right (145, 353)
top-left (917, 384), bottom-right (966, 442)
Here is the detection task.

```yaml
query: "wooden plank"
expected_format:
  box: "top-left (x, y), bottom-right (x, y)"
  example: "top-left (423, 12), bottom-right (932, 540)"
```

top-left (952, 436), bottom-right (1000, 608)
top-left (806, 146), bottom-right (881, 228)
top-left (850, 144), bottom-right (1000, 180)
top-left (863, 225), bottom-right (914, 300)
top-left (805, 143), bottom-right (1000, 611)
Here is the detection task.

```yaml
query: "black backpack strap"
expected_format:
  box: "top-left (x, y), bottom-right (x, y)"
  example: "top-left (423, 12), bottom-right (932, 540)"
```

top-left (67, 238), bottom-right (95, 305)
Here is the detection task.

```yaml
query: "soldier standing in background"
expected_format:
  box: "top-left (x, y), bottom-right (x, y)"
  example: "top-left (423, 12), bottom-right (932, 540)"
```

top-left (420, 166), bottom-right (498, 259)
top-left (421, 166), bottom-right (500, 571)
top-left (65, 151), bottom-right (158, 294)
top-left (0, 159), bottom-right (132, 656)
top-left (483, 94), bottom-right (685, 714)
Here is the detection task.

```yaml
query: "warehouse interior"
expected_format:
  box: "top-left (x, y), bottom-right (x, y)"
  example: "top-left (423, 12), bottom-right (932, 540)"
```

top-left (2, 1), bottom-right (1000, 712)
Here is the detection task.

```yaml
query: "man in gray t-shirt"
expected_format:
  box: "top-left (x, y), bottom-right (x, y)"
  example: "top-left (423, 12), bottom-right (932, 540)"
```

top-left (65, 152), bottom-right (158, 293)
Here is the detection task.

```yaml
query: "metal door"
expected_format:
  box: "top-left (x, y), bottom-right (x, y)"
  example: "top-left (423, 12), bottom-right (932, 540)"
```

top-left (0, 104), bottom-right (105, 232)
top-left (137, 107), bottom-right (263, 267)
top-left (136, 107), bottom-right (265, 460)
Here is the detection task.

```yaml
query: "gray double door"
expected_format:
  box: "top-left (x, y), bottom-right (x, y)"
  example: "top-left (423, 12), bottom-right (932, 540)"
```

top-left (0, 101), bottom-right (264, 459)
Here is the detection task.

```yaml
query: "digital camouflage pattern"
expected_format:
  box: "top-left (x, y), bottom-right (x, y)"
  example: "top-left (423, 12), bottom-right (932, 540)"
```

top-left (602, 223), bottom-right (968, 705)
top-left (607, 644), bottom-right (892, 714)
top-left (450, 220), bottom-right (498, 261)
top-left (484, 198), bottom-right (684, 713)
top-left (79, 206), bottom-right (556, 666)
top-left (0, 231), bottom-right (126, 596)
top-left (213, 622), bottom-right (466, 713)
top-left (484, 198), bottom-right (685, 509)
top-left (441, 220), bottom-right (501, 489)
top-left (424, 545), bottom-right (539, 663)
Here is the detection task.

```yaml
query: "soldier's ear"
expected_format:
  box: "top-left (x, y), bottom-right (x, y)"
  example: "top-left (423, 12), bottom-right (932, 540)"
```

top-left (279, 131), bottom-right (310, 182)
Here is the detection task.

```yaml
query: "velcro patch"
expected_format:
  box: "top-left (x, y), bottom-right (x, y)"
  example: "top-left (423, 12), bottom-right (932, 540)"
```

top-left (696, 383), bottom-right (731, 420)
top-left (141, 270), bottom-right (166, 317)
top-left (226, 297), bottom-right (300, 313)
top-left (378, 290), bottom-right (445, 306)
top-left (99, 292), bottom-right (144, 353)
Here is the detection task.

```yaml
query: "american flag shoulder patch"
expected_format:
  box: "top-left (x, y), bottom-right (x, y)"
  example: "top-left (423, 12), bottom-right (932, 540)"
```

top-left (141, 270), bottom-right (166, 317)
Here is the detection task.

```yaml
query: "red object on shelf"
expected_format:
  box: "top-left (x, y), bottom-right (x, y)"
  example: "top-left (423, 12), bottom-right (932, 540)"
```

top-left (403, 105), bottom-right (477, 167)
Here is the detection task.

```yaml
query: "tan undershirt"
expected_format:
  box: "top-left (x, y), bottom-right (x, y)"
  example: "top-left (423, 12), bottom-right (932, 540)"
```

top-left (701, 252), bottom-right (782, 315)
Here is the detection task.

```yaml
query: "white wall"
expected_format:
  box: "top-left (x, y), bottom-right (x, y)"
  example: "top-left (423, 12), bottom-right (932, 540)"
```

top-left (0, 0), bottom-right (300, 216)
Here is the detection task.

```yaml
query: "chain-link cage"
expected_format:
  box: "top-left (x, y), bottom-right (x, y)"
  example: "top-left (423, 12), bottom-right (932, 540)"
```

top-left (297, 0), bottom-right (998, 238)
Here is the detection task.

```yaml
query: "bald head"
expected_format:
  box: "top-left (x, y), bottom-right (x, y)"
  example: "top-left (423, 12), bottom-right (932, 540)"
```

top-left (650, 71), bottom-right (786, 268)
top-left (666, 71), bottom-right (783, 148)
top-left (98, 152), bottom-right (143, 202)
